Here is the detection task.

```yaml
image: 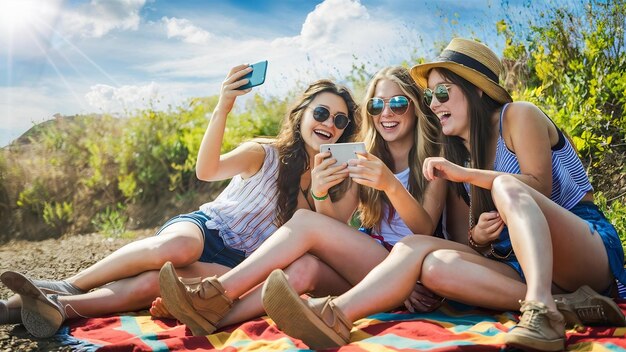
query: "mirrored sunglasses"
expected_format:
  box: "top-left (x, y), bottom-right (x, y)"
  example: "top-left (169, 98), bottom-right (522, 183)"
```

top-left (423, 84), bottom-right (452, 105)
top-left (366, 95), bottom-right (410, 116)
top-left (312, 106), bottom-right (350, 130)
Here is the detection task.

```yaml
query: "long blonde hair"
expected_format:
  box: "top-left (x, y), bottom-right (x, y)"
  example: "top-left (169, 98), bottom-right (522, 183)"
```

top-left (358, 67), bottom-right (441, 230)
top-left (274, 80), bottom-right (360, 226)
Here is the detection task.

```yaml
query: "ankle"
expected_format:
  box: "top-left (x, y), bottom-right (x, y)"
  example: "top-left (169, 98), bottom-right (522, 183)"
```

top-left (332, 298), bottom-right (355, 324)
top-left (32, 279), bottom-right (85, 296)
top-left (525, 294), bottom-right (557, 312)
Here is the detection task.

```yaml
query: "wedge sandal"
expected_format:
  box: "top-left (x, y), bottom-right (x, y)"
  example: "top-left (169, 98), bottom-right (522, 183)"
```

top-left (159, 262), bottom-right (232, 336)
top-left (262, 269), bottom-right (351, 349)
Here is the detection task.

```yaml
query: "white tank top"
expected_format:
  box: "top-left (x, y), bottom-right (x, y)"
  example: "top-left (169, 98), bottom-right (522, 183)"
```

top-left (199, 144), bottom-right (279, 255)
top-left (371, 168), bottom-right (412, 246)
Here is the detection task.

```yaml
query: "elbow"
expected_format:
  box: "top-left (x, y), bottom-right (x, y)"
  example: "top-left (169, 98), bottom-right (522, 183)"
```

top-left (196, 168), bottom-right (216, 182)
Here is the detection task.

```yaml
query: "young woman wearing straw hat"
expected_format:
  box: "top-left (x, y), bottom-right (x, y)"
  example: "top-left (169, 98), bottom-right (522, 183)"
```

top-left (261, 38), bottom-right (626, 352)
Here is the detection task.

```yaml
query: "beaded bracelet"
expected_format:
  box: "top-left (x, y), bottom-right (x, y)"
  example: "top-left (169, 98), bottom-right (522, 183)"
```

top-left (310, 190), bottom-right (329, 201)
top-left (467, 227), bottom-right (489, 248)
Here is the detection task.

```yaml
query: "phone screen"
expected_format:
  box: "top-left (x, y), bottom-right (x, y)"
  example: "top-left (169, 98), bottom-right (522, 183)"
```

top-left (238, 60), bottom-right (268, 90)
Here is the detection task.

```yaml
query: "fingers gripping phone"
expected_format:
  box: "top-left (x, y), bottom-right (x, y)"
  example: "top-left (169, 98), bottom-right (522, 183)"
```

top-left (320, 142), bottom-right (366, 166)
top-left (237, 60), bottom-right (268, 90)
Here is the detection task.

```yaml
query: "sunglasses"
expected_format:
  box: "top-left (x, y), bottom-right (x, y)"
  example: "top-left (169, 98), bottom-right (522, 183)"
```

top-left (312, 106), bottom-right (350, 130)
top-left (423, 84), bottom-right (452, 105)
top-left (366, 95), bottom-right (410, 116)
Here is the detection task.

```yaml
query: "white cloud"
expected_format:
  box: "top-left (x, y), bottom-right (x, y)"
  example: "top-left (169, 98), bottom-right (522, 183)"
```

top-left (60, 0), bottom-right (146, 38)
top-left (162, 17), bottom-right (211, 45)
top-left (0, 0), bottom-right (429, 146)
top-left (85, 82), bottom-right (161, 112)
top-left (141, 0), bottom-right (423, 93)
top-left (298, 0), bottom-right (369, 49)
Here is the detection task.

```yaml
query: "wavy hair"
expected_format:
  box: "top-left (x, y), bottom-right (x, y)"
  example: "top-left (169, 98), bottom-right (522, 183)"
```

top-left (274, 80), bottom-right (359, 226)
top-left (358, 66), bottom-right (441, 230)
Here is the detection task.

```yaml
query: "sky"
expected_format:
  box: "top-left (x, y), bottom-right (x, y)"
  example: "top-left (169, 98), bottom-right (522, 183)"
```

top-left (0, 0), bottom-right (574, 147)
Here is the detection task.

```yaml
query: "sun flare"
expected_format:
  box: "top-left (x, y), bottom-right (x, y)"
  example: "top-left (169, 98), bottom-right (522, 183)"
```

top-left (0, 0), bottom-right (40, 32)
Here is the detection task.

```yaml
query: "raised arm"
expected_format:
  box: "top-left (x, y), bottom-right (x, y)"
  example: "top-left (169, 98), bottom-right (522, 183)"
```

top-left (196, 64), bottom-right (264, 181)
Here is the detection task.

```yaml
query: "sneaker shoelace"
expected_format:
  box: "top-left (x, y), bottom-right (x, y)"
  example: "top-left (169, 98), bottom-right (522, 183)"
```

top-left (518, 301), bottom-right (549, 332)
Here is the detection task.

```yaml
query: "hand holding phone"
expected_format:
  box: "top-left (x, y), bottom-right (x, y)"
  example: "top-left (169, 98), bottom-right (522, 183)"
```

top-left (319, 142), bottom-right (366, 166)
top-left (237, 60), bottom-right (268, 90)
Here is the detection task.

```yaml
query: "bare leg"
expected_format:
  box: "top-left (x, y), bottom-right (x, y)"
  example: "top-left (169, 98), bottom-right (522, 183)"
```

top-left (58, 261), bottom-right (229, 318)
top-left (217, 209), bottom-right (391, 300)
top-left (331, 235), bottom-right (475, 321)
top-left (421, 249), bottom-right (525, 310)
top-left (491, 175), bottom-right (612, 310)
top-left (218, 254), bottom-right (351, 327)
top-left (66, 222), bottom-right (205, 291)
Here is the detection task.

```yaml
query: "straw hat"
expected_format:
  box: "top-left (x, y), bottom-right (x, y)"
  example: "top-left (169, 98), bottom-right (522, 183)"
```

top-left (410, 38), bottom-right (512, 104)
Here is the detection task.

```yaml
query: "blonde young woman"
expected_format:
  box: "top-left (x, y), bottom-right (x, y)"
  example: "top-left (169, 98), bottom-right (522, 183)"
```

top-left (263, 38), bottom-right (626, 352)
top-left (0, 64), bottom-right (360, 338)
top-left (153, 66), bottom-right (446, 337)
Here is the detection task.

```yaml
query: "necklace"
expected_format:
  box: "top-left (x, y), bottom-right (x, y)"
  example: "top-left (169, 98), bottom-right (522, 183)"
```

top-left (300, 184), bottom-right (314, 210)
top-left (467, 175), bottom-right (512, 259)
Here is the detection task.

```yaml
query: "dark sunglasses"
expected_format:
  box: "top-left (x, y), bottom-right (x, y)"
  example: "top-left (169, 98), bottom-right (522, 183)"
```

top-left (312, 106), bottom-right (350, 130)
top-left (423, 84), bottom-right (452, 105)
top-left (366, 95), bottom-right (410, 116)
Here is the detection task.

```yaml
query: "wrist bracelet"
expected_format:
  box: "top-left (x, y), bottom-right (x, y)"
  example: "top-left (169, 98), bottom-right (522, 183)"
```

top-left (310, 190), bottom-right (329, 201)
top-left (467, 227), bottom-right (489, 248)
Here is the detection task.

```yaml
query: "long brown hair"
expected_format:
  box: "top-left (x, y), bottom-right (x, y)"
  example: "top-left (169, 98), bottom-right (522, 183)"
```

top-left (274, 80), bottom-right (359, 226)
top-left (433, 68), bottom-right (503, 223)
top-left (358, 66), bottom-right (441, 231)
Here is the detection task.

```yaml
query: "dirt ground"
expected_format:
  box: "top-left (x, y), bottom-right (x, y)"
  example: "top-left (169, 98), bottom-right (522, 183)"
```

top-left (0, 230), bottom-right (154, 351)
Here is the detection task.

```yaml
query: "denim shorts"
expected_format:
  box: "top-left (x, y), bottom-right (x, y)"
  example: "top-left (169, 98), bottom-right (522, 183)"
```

top-left (493, 201), bottom-right (626, 289)
top-left (155, 211), bottom-right (246, 268)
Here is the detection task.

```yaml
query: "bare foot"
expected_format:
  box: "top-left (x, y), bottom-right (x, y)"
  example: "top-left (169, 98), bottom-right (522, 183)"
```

top-left (150, 297), bottom-right (174, 319)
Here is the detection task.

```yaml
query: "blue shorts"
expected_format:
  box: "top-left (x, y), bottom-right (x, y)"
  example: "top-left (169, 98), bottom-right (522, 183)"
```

top-left (155, 211), bottom-right (246, 268)
top-left (493, 201), bottom-right (626, 291)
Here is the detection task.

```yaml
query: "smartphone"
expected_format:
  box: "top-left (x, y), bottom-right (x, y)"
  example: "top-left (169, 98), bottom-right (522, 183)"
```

top-left (237, 60), bottom-right (268, 90)
top-left (320, 142), bottom-right (366, 166)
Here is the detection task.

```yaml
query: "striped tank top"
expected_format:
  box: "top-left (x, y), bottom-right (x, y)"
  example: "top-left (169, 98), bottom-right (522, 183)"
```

top-left (199, 144), bottom-right (280, 255)
top-left (494, 104), bottom-right (593, 209)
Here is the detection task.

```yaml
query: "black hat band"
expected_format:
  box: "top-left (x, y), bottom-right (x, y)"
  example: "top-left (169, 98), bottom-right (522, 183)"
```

top-left (436, 50), bottom-right (499, 83)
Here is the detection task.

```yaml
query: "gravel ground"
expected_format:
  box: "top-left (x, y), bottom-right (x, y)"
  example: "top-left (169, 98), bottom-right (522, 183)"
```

top-left (0, 230), bottom-right (154, 351)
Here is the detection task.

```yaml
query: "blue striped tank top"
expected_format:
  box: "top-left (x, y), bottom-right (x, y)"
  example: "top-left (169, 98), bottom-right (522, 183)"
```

top-left (494, 104), bottom-right (593, 210)
top-left (199, 144), bottom-right (280, 255)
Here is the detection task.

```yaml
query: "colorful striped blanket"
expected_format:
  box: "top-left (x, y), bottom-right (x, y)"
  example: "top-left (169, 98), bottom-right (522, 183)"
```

top-left (61, 301), bottom-right (626, 351)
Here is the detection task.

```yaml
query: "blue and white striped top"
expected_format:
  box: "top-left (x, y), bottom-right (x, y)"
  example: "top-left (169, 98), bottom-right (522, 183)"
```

top-left (494, 104), bottom-right (592, 209)
top-left (199, 144), bottom-right (280, 255)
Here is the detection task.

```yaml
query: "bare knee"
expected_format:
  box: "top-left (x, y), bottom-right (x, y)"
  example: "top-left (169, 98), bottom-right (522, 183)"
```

top-left (289, 209), bottom-right (331, 228)
top-left (149, 232), bottom-right (204, 268)
top-left (394, 235), bottom-right (438, 259)
top-left (284, 209), bottom-right (332, 241)
top-left (283, 255), bottom-right (321, 293)
top-left (118, 271), bottom-right (160, 308)
top-left (421, 250), bottom-right (463, 295)
top-left (491, 175), bottom-right (533, 220)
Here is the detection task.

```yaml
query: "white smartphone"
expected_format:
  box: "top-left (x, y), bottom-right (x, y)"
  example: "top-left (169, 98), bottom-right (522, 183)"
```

top-left (320, 142), bottom-right (366, 166)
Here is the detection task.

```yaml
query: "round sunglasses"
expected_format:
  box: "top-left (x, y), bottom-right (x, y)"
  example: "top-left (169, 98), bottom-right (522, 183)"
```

top-left (312, 106), bottom-right (350, 130)
top-left (366, 95), bottom-right (410, 116)
top-left (423, 84), bottom-right (452, 105)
